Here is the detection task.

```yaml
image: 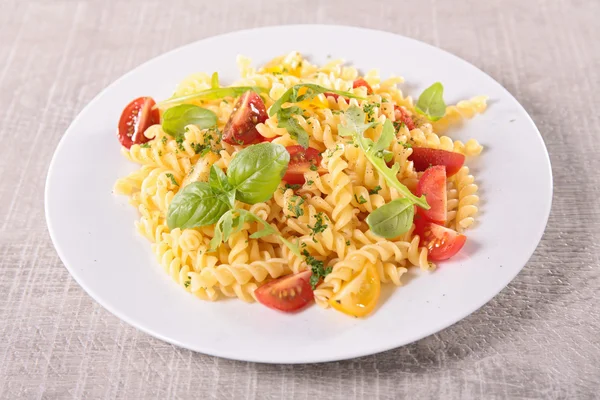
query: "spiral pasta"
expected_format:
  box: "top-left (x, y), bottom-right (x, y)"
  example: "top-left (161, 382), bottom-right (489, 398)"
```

top-left (114, 52), bottom-right (485, 316)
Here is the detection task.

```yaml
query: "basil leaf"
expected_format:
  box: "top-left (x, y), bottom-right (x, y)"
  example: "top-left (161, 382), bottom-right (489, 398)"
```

top-left (415, 82), bottom-right (446, 121)
top-left (276, 106), bottom-right (309, 148)
top-left (269, 84), bottom-right (365, 117)
top-left (158, 86), bottom-right (268, 108)
top-left (162, 104), bottom-right (217, 139)
top-left (366, 198), bottom-right (415, 238)
top-left (339, 107), bottom-right (429, 209)
top-left (209, 165), bottom-right (233, 193)
top-left (167, 182), bottom-right (232, 229)
top-left (227, 142), bottom-right (290, 204)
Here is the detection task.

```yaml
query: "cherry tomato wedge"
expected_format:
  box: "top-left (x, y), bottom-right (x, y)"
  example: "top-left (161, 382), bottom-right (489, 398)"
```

top-left (283, 145), bottom-right (322, 185)
top-left (117, 97), bottom-right (160, 149)
top-left (409, 147), bottom-right (465, 177)
top-left (329, 262), bottom-right (380, 318)
top-left (414, 216), bottom-right (466, 261)
top-left (255, 270), bottom-right (314, 312)
top-left (353, 78), bottom-right (373, 94)
top-left (416, 165), bottom-right (447, 225)
top-left (223, 91), bottom-right (268, 145)
top-left (394, 105), bottom-right (416, 130)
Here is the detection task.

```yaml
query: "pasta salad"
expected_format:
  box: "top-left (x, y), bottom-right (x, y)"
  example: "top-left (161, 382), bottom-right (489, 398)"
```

top-left (114, 52), bottom-right (486, 317)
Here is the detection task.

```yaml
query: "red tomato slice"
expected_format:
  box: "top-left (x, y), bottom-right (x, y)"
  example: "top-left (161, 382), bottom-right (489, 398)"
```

top-left (394, 105), bottom-right (416, 130)
top-left (353, 78), bottom-right (373, 94)
top-left (117, 97), bottom-right (160, 149)
top-left (409, 147), bottom-right (465, 177)
top-left (283, 146), bottom-right (322, 185)
top-left (223, 91), bottom-right (268, 145)
top-left (414, 217), bottom-right (466, 261)
top-left (255, 270), bottom-right (314, 312)
top-left (416, 165), bottom-right (447, 225)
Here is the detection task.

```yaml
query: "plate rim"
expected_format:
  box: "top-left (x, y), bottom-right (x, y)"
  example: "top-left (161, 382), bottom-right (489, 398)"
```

top-left (45, 24), bottom-right (553, 364)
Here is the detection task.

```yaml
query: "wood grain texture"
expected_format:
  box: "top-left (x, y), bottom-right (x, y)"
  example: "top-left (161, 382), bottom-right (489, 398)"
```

top-left (1, 0), bottom-right (599, 398)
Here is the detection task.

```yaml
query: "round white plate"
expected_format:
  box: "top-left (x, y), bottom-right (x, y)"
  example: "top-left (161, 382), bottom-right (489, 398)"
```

top-left (45, 25), bottom-right (552, 364)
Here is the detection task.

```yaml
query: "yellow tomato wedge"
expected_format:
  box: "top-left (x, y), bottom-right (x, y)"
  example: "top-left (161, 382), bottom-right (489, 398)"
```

top-left (329, 263), bottom-right (381, 317)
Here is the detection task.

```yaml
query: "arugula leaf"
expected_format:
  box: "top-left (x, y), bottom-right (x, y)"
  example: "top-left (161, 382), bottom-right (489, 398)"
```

top-left (338, 106), bottom-right (429, 209)
top-left (415, 82), bottom-right (446, 121)
top-left (167, 182), bottom-right (232, 229)
top-left (162, 104), bottom-right (217, 139)
top-left (227, 142), bottom-right (290, 204)
top-left (157, 86), bottom-right (268, 108)
top-left (269, 84), bottom-right (365, 117)
top-left (210, 209), bottom-right (300, 257)
top-left (275, 106), bottom-right (309, 148)
top-left (366, 198), bottom-right (415, 238)
top-left (210, 72), bottom-right (219, 89)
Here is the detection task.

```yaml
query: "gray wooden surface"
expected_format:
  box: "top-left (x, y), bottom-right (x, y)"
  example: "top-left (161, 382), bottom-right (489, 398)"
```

top-left (1, 0), bottom-right (599, 398)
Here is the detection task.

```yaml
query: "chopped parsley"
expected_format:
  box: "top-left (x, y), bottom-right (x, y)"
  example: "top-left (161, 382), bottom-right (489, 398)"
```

top-left (175, 137), bottom-right (185, 151)
top-left (302, 249), bottom-right (333, 289)
top-left (345, 240), bottom-right (351, 246)
top-left (354, 194), bottom-right (368, 204)
top-left (325, 144), bottom-right (342, 158)
top-left (288, 195), bottom-right (305, 217)
top-left (393, 121), bottom-right (406, 131)
top-left (363, 103), bottom-right (379, 122)
top-left (285, 183), bottom-right (302, 191)
top-left (165, 173), bottom-right (179, 186)
top-left (309, 164), bottom-right (318, 171)
top-left (161, 136), bottom-right (168, 145)
top-left (184, 279), bottom-right (191, 288)
top-left (308, 212), bottom-right (327, 236)
top-left (306, 180), bottom-right (314, 186)
top-left (140, 143), bottom-right (151, 148)
top-left (190, 142), bottom-right (211, 156)
top-left (398, 141), bottom-right (412, 148)
top-left (369, 185), bottom-right (382, 195)
top-left (381, 98), bottom-right (389, 103)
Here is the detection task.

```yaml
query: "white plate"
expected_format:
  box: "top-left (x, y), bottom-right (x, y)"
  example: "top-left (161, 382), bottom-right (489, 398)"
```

top-left (45, 25), bottom-right (552, 364)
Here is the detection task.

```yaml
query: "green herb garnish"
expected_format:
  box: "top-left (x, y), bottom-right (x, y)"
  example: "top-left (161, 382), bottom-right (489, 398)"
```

top-left (354, 194), bottom-right (368, 204)
top-left (308, 212), bottom-right (327, 236)
top-left (269, 84), bottom-right (365, 148)
top-left (302, 249), bottom-right (333, 289)
top-left (165, 173), bottom-right (179, 187)
top-left (369, 185), bottom-right (382, 195)
top-left (415, 82), bottom-right (446, 121)
top-left (338, 106), bottom-right (428, 237)
top-left (162, 104), bottom-right (217, 139)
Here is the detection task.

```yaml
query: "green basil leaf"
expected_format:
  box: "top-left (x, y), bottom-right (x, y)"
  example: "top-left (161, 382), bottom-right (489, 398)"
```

top-left (162, 104), bottom-right (217, 139)
top-left (167, 182), bottom-right (232, 229)
top-left (276, 106), bottom-right (309, 148)
top-left (366, 198), bottom-right (415, 238)
top-left (209, 165), bottom-right (233, 193)
top-left (269, 84), bottom-right (366, 117)
top-left (158, 86), bottom-right (268, 108)
top-left (339, 107), bottom-right (429, 209)
top-left (415, 82), bottom-right (446, 121)
top-left (227, 142), bottom-right (290, 204)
